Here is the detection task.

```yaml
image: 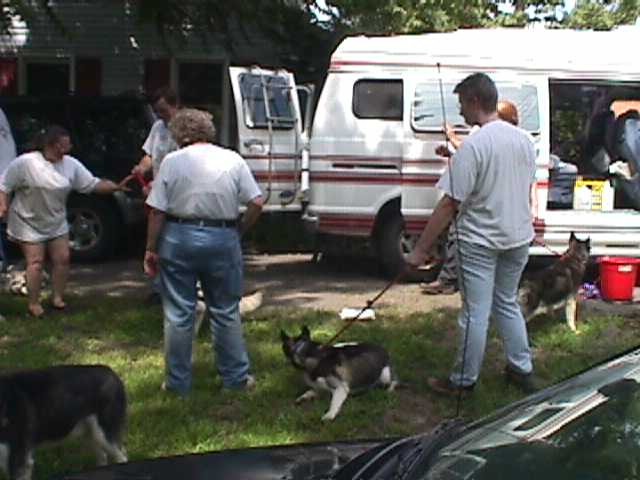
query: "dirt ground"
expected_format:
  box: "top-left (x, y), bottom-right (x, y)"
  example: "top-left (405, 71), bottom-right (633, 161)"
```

top-left (65, 253), bottom-right (639, 318)
top-left (66, 253), bottom-right (460, 314)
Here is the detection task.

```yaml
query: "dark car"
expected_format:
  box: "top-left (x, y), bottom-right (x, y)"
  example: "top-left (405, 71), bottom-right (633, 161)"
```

top-left (59, 345), bottom-right (640, 479)
top-left (2, 94), bottom-right (153, 261)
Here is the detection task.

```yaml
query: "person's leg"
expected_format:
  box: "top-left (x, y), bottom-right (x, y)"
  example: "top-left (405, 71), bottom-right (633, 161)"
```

top-left (158, 223), bottom-right (198, 395)
top-left (198, 228), bottom-right (251, 389)
top-left (47, 235), bottom-right (70, 309)
top-left (492, 244), bottom-right (533, 375)
top-left (448, 241), bottom-right (497, 387)
top-left (20, 241), bottom-right (46, 317)
top-left (422, 225), bottom-right (458, 294)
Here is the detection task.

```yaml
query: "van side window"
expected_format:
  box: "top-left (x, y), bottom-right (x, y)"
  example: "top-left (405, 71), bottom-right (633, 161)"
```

top-left (412, 81), bottom-right (540, 134)
top-left (352, 80), bottom-right (403, 120)
top-left (238, 73), bottom-right (296, 129)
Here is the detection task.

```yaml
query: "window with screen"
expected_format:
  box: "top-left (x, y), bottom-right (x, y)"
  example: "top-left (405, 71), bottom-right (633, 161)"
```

top-left (412, 81), bottom-right (540, 134)
top-left (352, 80), bottom-right (403, 120)
top-left (238, 73), bottom-right (296, 129)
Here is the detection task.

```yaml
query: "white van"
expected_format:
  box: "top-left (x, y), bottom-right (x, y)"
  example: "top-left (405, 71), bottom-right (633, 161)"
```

top-left (228, 27), bottom-right (640, 276)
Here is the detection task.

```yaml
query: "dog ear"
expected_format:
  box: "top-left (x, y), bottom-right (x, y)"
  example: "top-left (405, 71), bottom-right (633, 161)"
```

top-left (301, 325), bottom-right (310, 338)
top-left (569, 231), bottom-right (576, 242)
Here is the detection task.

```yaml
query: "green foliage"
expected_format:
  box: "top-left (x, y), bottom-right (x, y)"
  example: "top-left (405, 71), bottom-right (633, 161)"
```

top-left (566, 0), bottom-right (640, 30)
top-left (566, 1), bottom-right (618, 30)
top-left (1, 293), bottom-right (640, 478)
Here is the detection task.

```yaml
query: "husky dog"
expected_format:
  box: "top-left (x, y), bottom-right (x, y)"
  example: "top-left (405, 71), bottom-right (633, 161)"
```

top-left (518, 232), bottom-right (591, 332)
top-left (0, 365), bottom-right (127, 480)
top-left (281, 326), bottom-right (398, 421)
top-left (3, 266), bottom-right (49, 297)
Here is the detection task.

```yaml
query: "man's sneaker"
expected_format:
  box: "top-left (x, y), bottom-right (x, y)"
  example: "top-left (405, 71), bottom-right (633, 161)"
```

top-left (421, 281), bottom-right (458, 295)
top-left (427, 377), bottom-right (475, 397)
top-left (160, 381), bottom-right (187, 397)
top-left (244, 374), bottom-right (257, 391)
top-left (504, 365), bottom-right (541, 394)
top-left (225, 374), bottom-right (257, 392)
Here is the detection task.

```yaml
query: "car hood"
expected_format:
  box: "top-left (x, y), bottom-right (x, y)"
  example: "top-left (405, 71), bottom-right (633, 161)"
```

top-left (423, 348), bottom-right (640, 479)
top-left (55, 439), bottom-right (389, 480)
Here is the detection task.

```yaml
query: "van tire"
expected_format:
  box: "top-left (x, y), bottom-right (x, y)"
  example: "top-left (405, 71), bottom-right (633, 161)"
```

top-left (67, 196), bottom-right (119, 262)
top-left (376, 213), bottom-right (427, 281)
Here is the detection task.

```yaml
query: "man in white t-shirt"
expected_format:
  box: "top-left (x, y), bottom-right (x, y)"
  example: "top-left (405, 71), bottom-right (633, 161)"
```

top-left (0, 107), bottom-right (16, 273)
top-left (132, 87), bottom-right (179, 184)
top-left (407, 73), bottom-right (538, 396)
top-left (423, 100), bottom-right (522, 295)
top-left (132, 87), bottom-right (179, 302)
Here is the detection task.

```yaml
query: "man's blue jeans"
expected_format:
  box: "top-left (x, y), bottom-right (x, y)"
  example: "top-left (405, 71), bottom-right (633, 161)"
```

top-left (450, 240), bottom-right (533, 387)
top-left (158, 222), bottom-right (250, 394)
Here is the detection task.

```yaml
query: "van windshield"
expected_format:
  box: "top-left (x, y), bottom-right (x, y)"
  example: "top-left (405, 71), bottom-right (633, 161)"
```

top-left (412, 81), bottom-right (540, 134)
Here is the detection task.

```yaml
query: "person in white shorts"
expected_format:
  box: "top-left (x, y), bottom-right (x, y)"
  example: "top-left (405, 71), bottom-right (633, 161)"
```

top-left (0, 126), bottom-right (128, 317)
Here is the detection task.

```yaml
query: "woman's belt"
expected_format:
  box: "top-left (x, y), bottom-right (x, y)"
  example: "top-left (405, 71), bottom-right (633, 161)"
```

top-left (165, 215), bottom-right (237, 228)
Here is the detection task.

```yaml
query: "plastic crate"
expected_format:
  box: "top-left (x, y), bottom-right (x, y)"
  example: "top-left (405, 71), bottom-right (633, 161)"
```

top-left (573, 179), bottom-right (607, 210)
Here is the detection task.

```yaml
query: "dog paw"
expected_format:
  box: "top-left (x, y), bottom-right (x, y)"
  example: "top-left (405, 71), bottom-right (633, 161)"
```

top-left (295, 390), bottom-right (317, 404)
top-left (321, 412), bottom-right (336, 421)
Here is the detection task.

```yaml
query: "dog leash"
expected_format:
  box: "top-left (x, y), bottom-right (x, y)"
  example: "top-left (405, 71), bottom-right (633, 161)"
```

top-left (323, 270), bottom-right (406, 347)
top-left (532, 237), bottom-right (563, 257)
top-left (120, 172), bottom-right (150, 190)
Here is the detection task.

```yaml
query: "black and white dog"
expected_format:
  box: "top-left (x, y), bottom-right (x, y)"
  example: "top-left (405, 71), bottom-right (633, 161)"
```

top-left (281, 326), bottom-right (398, 421)
top-left (518, 232), bottom-right (591, 332)
top-left (0, 365), bottom-right (128, 480)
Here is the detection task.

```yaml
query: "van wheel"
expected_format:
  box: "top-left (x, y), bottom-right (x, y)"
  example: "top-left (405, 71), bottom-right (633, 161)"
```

top-left (67, 196), bottom-right (119, 262)
top-left (376, 213), bottom-right (442, 282)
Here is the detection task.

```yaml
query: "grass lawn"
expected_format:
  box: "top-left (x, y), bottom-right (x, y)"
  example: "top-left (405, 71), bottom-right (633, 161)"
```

top-left (0, 293), bottom-right (638, 479)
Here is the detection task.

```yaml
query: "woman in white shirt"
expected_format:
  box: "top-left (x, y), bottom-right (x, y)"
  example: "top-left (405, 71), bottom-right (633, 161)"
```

top-left (0, 125), bottom-right (127, 317)
top-left (144, 109), bottom-right (264, 395)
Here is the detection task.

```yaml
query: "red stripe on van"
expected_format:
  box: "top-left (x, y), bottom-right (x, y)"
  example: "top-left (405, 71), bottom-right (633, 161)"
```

top-left (243, 154), bottom-right (297, 161)
top-left (310, 173), bottom-right (401, 185)
top-left (253, 172), bottom-right (300, 182)
top-left (318, 214), bottom-right (374, 236)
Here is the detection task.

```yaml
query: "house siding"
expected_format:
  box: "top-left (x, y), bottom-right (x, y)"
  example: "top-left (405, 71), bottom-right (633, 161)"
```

top-left (0, 1), bottom-right (261, 95)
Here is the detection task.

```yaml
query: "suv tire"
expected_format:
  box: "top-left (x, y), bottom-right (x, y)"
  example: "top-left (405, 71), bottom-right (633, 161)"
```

top-left (67, 195), bottom-right (119, 262)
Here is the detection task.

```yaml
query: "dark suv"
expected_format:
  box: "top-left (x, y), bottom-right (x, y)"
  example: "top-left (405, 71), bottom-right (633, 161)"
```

top-left (2, 94), bottom-right (153, 260)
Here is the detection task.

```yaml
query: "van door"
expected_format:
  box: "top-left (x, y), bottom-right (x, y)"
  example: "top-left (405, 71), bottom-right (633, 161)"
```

top-left (535, 79), bottom-right (640, 257)
top-left (228, 66), bottom-right (304, 211)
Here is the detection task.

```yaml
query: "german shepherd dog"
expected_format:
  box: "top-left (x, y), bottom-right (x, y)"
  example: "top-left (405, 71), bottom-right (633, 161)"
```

top-left (281, 326), bottom-right (398, 421)
top-left (518, 232), bottom-right (591, 332)
top-left (0, 365), bottom-right (127, 480)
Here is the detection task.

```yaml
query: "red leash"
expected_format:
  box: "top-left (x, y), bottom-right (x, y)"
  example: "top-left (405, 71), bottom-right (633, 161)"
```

top-left (532, 237), bottom-right (563, 257)
top-left (121, 173), bottom-right (150, 189)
